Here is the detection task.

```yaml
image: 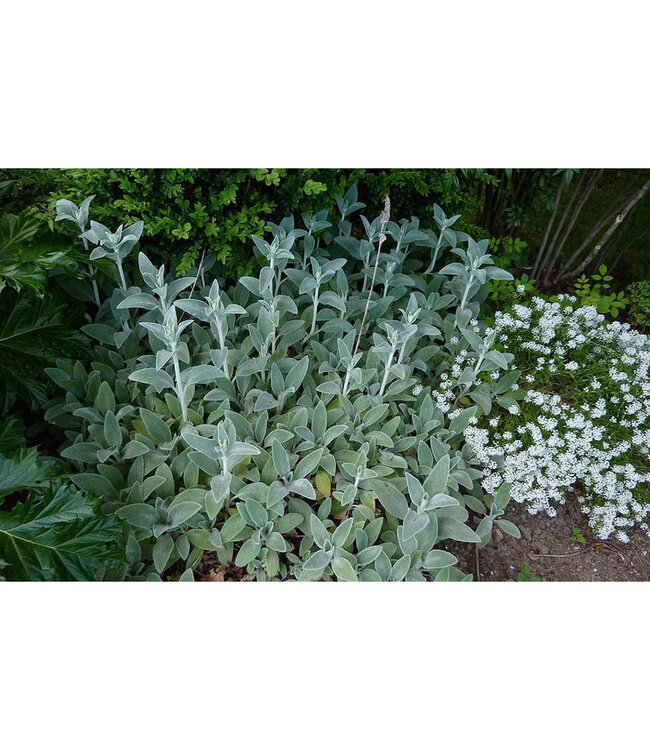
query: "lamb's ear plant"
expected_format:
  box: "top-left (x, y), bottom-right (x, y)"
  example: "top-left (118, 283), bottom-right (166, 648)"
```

top-left (44, 188), bottom-right (524, 581)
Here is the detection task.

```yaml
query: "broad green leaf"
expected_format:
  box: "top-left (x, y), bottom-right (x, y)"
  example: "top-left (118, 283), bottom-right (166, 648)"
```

top-left (153, 534), bottom-right (174, 573)
top-left (116, 503), bottom-right (159, 529)
top-left (437, 517), bottom-right (481, 543)
top-left (0, 482), bottom-right (125, 581)
top-left (140, 408), bottom-right (172, 444)
top-left (331, 556), bottom-right (358, 581)
top-left (271, 439), bottom-right (291, 478)
top-left (368, 479), bottom-right (408, 520)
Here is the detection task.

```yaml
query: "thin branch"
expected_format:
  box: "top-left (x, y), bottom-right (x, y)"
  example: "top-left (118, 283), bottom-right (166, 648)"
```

top-left (531, 172), bottom-right (566, 280)
top-left (542, 169), bottom-right (602, 287)
top-left (559, 177), bottom-right (650, 282)
top-left (538, 170), bottom-right (586, 279)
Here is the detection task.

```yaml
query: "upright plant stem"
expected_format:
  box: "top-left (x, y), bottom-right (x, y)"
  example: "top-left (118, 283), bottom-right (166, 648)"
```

top-left (81, 237), bottom-right (101, 306)
top-left (115, 258), bottom-right (128, 292)
top-left (353, 196), bottom-right (391, 358)
top-left (308, 290), bottom-right (319, 338)
top-left (172, 352), bottom-right (188, 423)
top-left (378, 346), bottom-right (396, 398)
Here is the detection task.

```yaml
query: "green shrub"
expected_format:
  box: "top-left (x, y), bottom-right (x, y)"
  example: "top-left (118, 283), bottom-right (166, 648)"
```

top-left (628, 280), bottom-right (650, 328)
top-left (43, 189), bottom-right (521, 581)
top-left (4, 168), bottom-right (499, 281)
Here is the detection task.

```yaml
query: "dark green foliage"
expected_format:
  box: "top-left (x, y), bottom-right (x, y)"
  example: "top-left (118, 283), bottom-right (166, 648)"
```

top-left (0, 478), bottom-right (126, 581)
top-left (0, 208), bottom-right (78, 294)
top-left (4, 168), bottom-right (497, 280)
top-left (0, 289), bottom-right (88, 412)
top-left (628, 281), bottom-right (650, 328)
top-left (0, 446), bottom-right (126, 581)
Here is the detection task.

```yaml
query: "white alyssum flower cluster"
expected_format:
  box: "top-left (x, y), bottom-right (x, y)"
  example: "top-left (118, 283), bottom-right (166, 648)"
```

top-left (464, 296), bottom-right (650, 542)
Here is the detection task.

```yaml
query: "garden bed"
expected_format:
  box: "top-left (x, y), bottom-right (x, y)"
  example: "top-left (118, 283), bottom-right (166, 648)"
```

top-left (446, 497), bottom-right (650, 581)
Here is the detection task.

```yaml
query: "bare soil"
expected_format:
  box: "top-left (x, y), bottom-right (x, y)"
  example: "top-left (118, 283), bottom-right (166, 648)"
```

top-left (445, 497), bottom-right (650, 582)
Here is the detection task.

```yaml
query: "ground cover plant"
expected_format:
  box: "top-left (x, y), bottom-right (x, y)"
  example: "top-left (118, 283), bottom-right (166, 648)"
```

top-left (31, 188), bottom-right (528, 582)
top-left (464, 295), bottom-right (650, 541)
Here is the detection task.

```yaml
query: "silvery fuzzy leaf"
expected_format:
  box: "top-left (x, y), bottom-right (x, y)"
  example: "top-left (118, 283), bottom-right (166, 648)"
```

top-left (273, 513), bottom-right (303, 534)
top-left (356, 545), bottom-right (383, 567)
top-left (493, 482), bottom-right (511, 511)
top-left (285, 356), bottom-right (310, 393)
top-left (425, 493), bottom-right (459, 510)
top-left (181, 431), bottom-right (217, 458)
top-left (167, 276), bottom-right (195, 300)
top-left (362, 403), bottom-right (389, 427)
top-left (437, 517), bottom-right (481, 544)
top-left (484, 350), bottom-right (511, 370)
top-left (448, 406), bottom-right (478, 436)
top-left (220, 513), bottom-right (247, 543)
top-left (103, 411), bottom-right (122, 448)
top-left (359, 568), bottom-right (382, 582)
top-left (293, 448), bottom-right (323, 480)
top-left (246, 498), bottom-right (270, 529)
top-left (331, 518), bottom-right (354, 548)
top-left (139, 321), bottom-right (168, 344)
top-left (495, 519), bottom-right (520, 538)
top-left (390, 554), bottom-right (411, 582)
top-left (117, 292), bottom-right (158, 310)
top-left (378, 452), bottom-right (407, 469)
top-left (168, 501), bottom-right (202, 528)
top-left (316, 381), bottom-right (340, 395)
top-left (264, 428), bottom-right (293, 447)
top-left (331, 556), bottom-right (357, 582)
top-left (175, 298), bottom-right (210, 321)
top-left (322, 424), bottom-right (347, 446)
top-left (311, 400), bottom-right (327, 441)
top-left (423, 455), bottom-right (449, 497)
top-left (239, 276), bottom-right (261, 296)
top-left (299, 277), bottom-right (318, 295)
top-left (265, 531), bottom-right (287, 553)
top-left (405, 473), bottom-right (425, 507)
top-left (259, 266), bottom-right (274, 294)
top-left (309, 515), bottom-right (329, 549)
top-left (422, 550), bottom-right (457, 570)
top-left (117, 503), bottom-right (159, 529)
top-left (293, 425), bottom-right (313, 443)
top-left (271, 439), bottom-right (291, 478)
top-left (485, 266), bottom-right (514, 281)
top-left (368, 479), bottom-right (408, 520)
top-left (302, 548), bottom-right (331, 571)
top-left (402, 510), bottom-right (429, 541)
top-left (182, 364), bottom-right (221, 388)
top-left (153, 534), bottom-right (175, 573)
top-left (397, 524), bottom-right (419, 555)
top-left (187, 451), bottom-right (220, 475)
top-left (236, 357), bottom-right (264, 379)
top-left (155, 349), bottom-right (173, 371)
top-left (225, 442), bottom-right (260, 467)
top-left (287, 478), bottom-right (316, 500)
top-left (235, 537), bottom-right (262, 567)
